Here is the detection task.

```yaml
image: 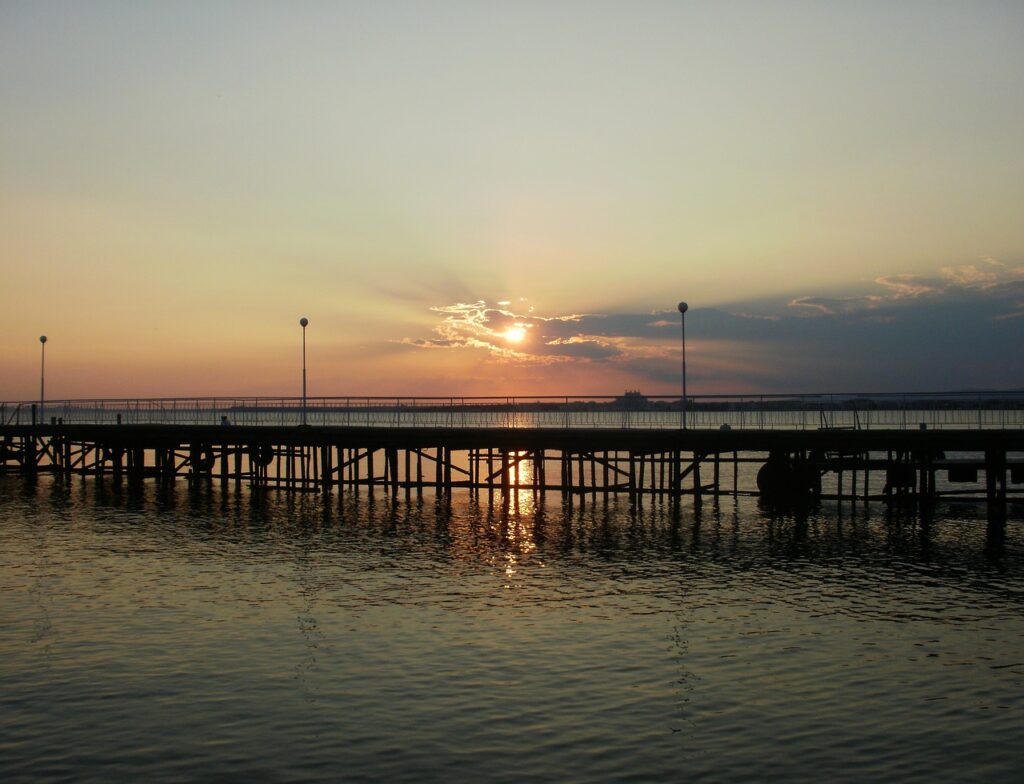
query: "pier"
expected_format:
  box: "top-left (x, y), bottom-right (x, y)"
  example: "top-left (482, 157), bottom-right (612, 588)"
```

top-left (3, 394), bottom-right (1023, 536)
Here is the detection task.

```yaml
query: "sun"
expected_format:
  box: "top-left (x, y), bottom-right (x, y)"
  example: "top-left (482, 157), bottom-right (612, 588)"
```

top-left (502, 325), bottom-right (527, 344)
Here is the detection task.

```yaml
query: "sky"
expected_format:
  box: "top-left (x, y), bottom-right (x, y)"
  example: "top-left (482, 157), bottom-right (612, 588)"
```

top-left (2, 0), bottom-right (1023, 400)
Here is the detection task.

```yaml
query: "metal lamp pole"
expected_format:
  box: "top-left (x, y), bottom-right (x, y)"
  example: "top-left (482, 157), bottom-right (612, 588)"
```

top-left (677, 302), bottom-right (688, 429)
top-left (39, 335), bottom-right (47, 425)
top-left (300, 317), bottom-right (309, 425)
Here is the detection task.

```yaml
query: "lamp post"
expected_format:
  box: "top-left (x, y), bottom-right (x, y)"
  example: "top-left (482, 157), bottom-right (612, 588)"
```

top-left (299, 317), bottom-right (309, 425)
top-left (39, 335), bottom-right (47, 425)
top-left (677, 302), bottom-right (688, 429)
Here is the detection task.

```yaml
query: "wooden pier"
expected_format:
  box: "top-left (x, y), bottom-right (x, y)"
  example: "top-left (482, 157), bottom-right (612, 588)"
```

top-left (2, 424), bottom-right (1022, 529)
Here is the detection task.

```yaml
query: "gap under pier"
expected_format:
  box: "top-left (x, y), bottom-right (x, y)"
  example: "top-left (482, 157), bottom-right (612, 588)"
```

top-left (2, 423), bottom-right (1023, 520)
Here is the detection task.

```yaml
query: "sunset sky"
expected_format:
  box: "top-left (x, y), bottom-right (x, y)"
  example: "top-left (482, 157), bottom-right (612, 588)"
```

top-left (2, 1), bottom-right (1023, 399)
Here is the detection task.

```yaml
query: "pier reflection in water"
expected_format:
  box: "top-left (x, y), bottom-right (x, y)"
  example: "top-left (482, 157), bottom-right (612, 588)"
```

top-left (1, 476), bottom-right (1023, 783)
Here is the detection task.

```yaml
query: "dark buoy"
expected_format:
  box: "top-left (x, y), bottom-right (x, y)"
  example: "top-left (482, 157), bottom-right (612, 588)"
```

top-left (757, 453), bottom-right (821, 503)
top-left (190, 445), bottom-right (216, 472)
top-left (249, 443), bottom-right (274, 467)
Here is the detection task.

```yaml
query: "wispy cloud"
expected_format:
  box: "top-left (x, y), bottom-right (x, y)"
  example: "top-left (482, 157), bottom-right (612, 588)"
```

top-left (788, 258), bottom-right (1024, 318)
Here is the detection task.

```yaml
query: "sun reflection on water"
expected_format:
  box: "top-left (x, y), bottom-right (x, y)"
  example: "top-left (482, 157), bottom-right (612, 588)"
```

top-left (494, 452), bottom-right (539, 585)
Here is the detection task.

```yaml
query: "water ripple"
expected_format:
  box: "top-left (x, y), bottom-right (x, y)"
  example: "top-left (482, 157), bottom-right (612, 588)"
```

top-left (1, 476), bottom-right (1023, 782)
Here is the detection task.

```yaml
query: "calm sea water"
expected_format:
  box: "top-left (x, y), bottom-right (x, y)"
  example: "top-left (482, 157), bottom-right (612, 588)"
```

top-left (1, 476), bottom-right (1022, 782)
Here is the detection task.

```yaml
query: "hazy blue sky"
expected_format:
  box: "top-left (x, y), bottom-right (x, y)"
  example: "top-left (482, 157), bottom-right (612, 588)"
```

top-left (2, 1), bottom-right (1023, 397)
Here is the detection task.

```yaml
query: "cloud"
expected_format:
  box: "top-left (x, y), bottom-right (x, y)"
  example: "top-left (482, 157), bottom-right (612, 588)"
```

top-left (539, 336), bottom-right (622, 360)
top-left (397, 257), bottom-right (1024, 392)
top-left (787, 259), bottom-right (1024, 319)
top-left (399, 300), bottom-right (592, 363)
top-left (399, 300), bottom-right (656, 366)
top-left (874, 275), bottom-right (941, 298)
top-left (787, 295), bottom-right (885, 316)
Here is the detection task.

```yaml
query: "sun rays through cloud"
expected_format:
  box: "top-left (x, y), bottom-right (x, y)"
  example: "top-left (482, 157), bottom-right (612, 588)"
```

top-left (401, 300), bottom-right (629, 365)
top-left (395, 255), bottom-right (1024, 394)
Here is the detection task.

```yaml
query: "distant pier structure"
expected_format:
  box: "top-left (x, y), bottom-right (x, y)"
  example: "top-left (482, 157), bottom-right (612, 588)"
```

top-left (2, 392), bottom-right (1023, 530)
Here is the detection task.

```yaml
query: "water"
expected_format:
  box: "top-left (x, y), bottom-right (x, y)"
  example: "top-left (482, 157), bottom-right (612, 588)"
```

top-left (2, 476), bottom-right (1023, 782)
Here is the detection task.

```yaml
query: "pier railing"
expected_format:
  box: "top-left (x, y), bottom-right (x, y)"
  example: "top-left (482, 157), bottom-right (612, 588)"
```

top-left (4, 392), bottom-right (1024, 430)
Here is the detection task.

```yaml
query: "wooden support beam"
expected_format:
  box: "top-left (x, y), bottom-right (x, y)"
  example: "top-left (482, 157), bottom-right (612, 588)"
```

top-left (486, 451), bottom-right (531, 482)
top-left (321, 445), bottom-right (332, 494)
top-left (628, 452), bottom-right (636, 501)
top-left (387, 447), bottom-right (399, 496)
top-left (404, 448), bottom-right (412, 497)
top-left (692, 452), bottom-right (703, 507)
top-left (537, 449), bottom-right (546, 496)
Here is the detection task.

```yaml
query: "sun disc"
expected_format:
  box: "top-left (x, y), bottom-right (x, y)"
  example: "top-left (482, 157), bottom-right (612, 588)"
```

top-left (503, 326), bottom-right (527, 343)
